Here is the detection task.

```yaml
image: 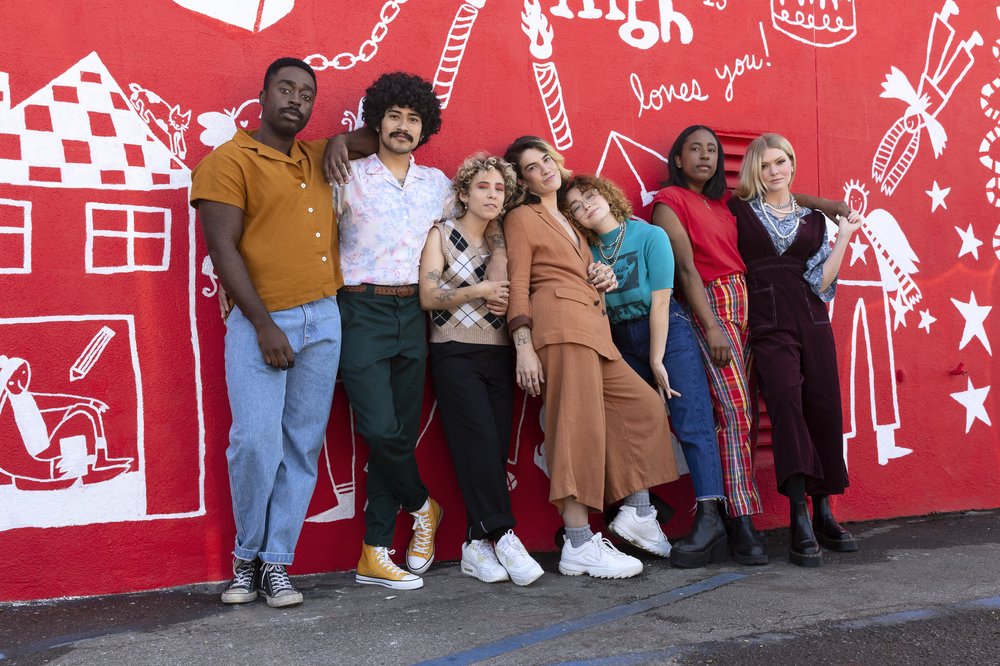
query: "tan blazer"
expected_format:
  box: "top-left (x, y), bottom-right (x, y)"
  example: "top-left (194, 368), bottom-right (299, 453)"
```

top-left (505, 203), bottom-right (621, 359)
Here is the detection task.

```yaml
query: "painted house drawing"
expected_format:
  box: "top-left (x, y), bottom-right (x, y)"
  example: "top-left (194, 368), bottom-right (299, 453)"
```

top-left (0, 52), bottom-right (205, 531)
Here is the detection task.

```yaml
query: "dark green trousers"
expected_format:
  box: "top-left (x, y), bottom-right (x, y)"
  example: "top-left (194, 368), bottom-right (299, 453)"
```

top-left (338, 289), bottom-right (429, 546)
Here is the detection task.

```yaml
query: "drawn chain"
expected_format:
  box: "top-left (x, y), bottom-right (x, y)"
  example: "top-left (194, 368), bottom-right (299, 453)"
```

top-left (305, 0), bottom-right (408, 71)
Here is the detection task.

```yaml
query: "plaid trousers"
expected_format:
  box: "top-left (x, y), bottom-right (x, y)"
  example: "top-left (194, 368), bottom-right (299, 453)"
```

top-left (689, 273), bottom-right (763, 517)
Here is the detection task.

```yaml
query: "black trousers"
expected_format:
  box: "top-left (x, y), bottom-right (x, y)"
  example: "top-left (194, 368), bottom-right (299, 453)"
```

top-left (429, 341), bottom-right (516, 540)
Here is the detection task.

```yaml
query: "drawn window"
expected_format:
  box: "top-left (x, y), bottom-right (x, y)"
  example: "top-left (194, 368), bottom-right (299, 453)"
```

top-left (0, 198), bottom-right (32, 274)
top-left (86, 204), bottom-right (170, 273)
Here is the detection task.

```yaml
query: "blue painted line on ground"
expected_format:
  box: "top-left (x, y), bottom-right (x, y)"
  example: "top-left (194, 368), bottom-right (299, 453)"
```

top-left (416, 572), bottom-right (746, 666)
top-left (967, 595), bottom-right (1000, 609)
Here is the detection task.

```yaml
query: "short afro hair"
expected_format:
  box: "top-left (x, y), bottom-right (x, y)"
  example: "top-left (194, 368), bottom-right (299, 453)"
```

top-left (362, 72), bottom-right (442, 147)
top-left (263, 57), bottom-right (316, 91)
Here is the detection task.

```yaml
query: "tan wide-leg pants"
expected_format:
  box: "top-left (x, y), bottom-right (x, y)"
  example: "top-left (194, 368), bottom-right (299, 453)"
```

top-left (537, 343), bottom-right (679, 511)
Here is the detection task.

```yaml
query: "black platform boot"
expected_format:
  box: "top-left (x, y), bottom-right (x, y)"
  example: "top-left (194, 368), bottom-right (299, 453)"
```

top-left (789, 501), bottom-right (822, 567)
top-left (669, 500), bottom-right (728, 568)
top-left (727, 514), bottom-right (768, 565)
top-left (812, 495), bottom-right (859, 552)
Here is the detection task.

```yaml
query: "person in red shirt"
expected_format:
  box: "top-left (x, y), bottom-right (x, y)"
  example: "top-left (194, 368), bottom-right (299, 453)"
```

top-left (650, 125), bottom-right (847, 565)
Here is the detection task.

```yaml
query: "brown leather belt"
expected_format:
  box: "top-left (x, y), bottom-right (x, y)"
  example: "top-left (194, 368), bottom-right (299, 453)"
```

top-left (340, 283), bottom-right (418, 297)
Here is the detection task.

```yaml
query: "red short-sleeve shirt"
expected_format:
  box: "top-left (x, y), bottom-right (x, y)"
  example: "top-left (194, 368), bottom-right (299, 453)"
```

top-left (651, 186), bottom-right (745, 284)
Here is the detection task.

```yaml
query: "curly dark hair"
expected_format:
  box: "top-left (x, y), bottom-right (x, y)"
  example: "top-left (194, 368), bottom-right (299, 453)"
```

top-left (362, 72), bottom-right (442, 147)
top-left (559, 174), bottom-right (633, 245)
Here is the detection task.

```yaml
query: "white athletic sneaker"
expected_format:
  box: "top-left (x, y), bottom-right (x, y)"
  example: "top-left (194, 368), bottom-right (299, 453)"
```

top-left (559, 532), bottom-right (643, 579)
top-left (608, 505), bottom-right (672, 557)
top-left (495, 531), bottom-right (544, 586)
top-left (461, 539), bottom-right (509, 583)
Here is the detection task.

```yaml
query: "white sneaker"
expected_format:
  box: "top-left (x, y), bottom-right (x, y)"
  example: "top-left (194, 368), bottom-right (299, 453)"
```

top-left (559, 532), bottom-right (643, 579)
top-left (608, 505), bottom-right (672, 557)
top-left (495, 531), bottom-right (544, 586)
top-left (461, 539), bottom-right (509, 583)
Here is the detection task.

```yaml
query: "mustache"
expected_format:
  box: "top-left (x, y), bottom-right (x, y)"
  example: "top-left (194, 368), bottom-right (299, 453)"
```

top-left (390, 130), bottom-right (414, 141)
top-left (281, 107), bottom-right (303, 118)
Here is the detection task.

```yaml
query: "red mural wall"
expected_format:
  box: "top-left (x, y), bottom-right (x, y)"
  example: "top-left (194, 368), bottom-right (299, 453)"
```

top-left (1, 0), bottom-right (997, 602)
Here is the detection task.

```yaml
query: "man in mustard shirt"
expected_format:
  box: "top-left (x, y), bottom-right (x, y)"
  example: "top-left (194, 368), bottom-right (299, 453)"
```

top-left (190, 57), bottom-right (342, 608)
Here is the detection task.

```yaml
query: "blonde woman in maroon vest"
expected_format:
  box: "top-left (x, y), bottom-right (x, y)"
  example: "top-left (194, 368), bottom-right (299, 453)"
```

top-left (417, 154), bottom-right (544, 586)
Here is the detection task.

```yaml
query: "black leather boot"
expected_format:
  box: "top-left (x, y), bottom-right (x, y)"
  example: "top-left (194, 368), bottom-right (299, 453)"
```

top-left (812, 495), bottom-right (859, 552)
top-left (727, 514), bottom-right (768, 565)
top-left (669, 500), bottom-right (728, 568)
top-left (789, 500), bottom-right (822, 567)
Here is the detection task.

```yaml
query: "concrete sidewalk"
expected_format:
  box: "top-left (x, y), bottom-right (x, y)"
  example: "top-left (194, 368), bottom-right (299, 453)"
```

top-left (2, 510), bottom-right (999, 665)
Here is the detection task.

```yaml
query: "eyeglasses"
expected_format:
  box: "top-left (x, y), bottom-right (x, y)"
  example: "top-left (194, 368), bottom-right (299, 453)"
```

top-left (568, 190), bottom-right (600, 219)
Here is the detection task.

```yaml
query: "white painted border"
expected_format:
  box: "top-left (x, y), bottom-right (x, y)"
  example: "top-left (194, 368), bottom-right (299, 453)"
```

top-left (0, 198), bottom-right (32, 274)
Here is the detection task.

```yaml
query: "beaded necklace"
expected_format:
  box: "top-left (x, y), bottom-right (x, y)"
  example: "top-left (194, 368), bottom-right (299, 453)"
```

top-left (757, 194), bottom-right (802, 240)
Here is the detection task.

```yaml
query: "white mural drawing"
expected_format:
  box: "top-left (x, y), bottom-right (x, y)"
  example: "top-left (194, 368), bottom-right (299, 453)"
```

top-left (128, 84), bottom-right (191, 160)
top-left (954, 223), bottom-right (983, 260)
top-left (771, 0), bottom-right (857, 48)
top-left (522, 0), bottom-right (573, 150)
top-left (550, 1), bottom-right (695, 48)
top-left (433, 0), bottom-right (487, 109)
top-left (0, 351), bottom-right (132, 488)
top-left (949, 378), bottom-right (992, 433)
top-left (872, 0), bottom-right (982, 195)
top-left (917, 309), bottom-right (936, 334)
top-left (950, 291), bottom-right (992, 355)
top-left (70, 326), bottom-right (115, 382)
top-left (830, 181), bottom-right (916, 466)
top-left (0, 52), bottom-right (206, 528)
top-left (200, 255), bottom-right (220, 298)
top-left (978, 40), bottom-right (1000, 207)
top-left (0, 198), bottom-right (31, 274)
top-left (197, 98), bottom-right (259, 149)
top-left (305, 0), bottom-right (409, 72)
top-left (595, 131), bottom-right (670, 206)
top-left (341, 96), bottom-right (365, 132)
top-left (925, 180), bottom-right (950, 211)
top-left (172, 0), bottom-right (294, 33)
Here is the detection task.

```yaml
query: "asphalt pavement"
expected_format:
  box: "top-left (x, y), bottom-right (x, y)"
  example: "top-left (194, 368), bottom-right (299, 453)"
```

top-left (2, 509), bottom-right (999, 665)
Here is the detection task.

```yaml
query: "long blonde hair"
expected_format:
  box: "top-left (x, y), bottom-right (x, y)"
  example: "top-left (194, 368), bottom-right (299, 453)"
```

top-left (735, 133), bottom-right (796, 200)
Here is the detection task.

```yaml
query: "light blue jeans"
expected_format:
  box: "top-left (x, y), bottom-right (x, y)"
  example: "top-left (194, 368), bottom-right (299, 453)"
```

top-left (610, 298), bottom-right (726, 502)
top-left (224, 295), bottom-right (341, 565)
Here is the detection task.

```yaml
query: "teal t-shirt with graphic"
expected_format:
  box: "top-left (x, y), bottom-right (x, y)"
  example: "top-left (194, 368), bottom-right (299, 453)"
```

top-left (589, 218), bottom-right (674, 325)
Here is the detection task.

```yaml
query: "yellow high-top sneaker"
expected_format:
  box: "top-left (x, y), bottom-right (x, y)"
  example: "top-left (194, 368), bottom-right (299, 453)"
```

top-left (407, 497), bottom-right (443, 573)
top-left (356, 544), bottom-right (423, 590)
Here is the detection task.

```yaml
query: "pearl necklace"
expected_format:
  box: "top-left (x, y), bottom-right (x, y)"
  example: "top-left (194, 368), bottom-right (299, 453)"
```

top-left (757, 195), bottom-right (802, 240)
top-left (597, 222), bottom-right (627, 265)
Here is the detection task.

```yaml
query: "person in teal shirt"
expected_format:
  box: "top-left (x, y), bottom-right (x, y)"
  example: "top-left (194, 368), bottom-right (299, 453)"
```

top-left (561, 174), bottom-right (729, 568)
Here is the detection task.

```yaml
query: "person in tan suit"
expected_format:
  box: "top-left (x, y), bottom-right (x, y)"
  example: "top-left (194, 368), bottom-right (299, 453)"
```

top-left (502, 136), bottom-right (679, 579)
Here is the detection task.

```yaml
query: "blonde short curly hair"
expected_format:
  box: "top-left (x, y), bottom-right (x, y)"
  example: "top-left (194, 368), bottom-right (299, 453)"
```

top-left (452, 153), bottom-right (519, 217)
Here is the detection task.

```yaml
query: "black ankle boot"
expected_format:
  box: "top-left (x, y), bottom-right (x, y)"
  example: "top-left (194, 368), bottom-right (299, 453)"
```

top-left (812, 495), bottom-right (858, 552)
top-left (727, 514), bottom-right (768, 565)
top-left (669, 500), bottom-right (728, 568)
top-left (789, 501), bottom-right (822, 567)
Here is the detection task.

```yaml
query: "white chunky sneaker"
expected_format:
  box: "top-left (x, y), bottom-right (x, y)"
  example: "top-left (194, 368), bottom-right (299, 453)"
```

top-left (608, 505), bottom-right (672, 557)
top-left (461, 539), bottom-right (509, 583)
top-left (495, 531), bottom-right (544, 586)
top-left (559, 532), bottom-right (643, 579)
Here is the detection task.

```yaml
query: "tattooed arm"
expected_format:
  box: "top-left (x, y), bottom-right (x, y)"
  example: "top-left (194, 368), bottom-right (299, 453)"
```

top-left (512, 325), bottom-right (545, 397)
top-left (417, 226), bottom-right (509, 311)
top-left (483, 218), bottom-right (508, 282)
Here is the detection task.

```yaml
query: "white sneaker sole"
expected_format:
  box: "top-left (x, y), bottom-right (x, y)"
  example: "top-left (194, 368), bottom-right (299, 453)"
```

top-left (608, 523), bottom-right (672, 558)
top-left (460, 562), bottom-right (509, 583)
top-left (407, 555), bottom-right (435, 575)
top-left (264, 591), bottom-right (303, 608)
top-left (220, 590), bottom-right (258, 604)
top-left (355, 573), bottom-right (424, 590)
top-left (558, 561), bottom-right (643, 579)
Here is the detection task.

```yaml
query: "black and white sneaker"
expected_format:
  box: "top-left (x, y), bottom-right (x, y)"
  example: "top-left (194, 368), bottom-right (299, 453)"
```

top-left (259, 563), bottom-right (303, 608)
top-left (220, 557), bottom-right (258, 604)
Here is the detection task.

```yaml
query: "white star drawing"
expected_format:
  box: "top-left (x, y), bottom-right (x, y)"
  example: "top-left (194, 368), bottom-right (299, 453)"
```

top-left (950, 291), bottom-right (992, 355)
top-left (954, 224), bottom-right (983, 260)
top-left (848, 236), bottom-right (869, 266)
top-left (917, 309), bottom-right (937, 334)
top-left (949, 378), bottom-right (991, 433)
top-left (925, 181), bottom-right (951, 212)
top-left (890, 293), bottom-right (909, 331)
